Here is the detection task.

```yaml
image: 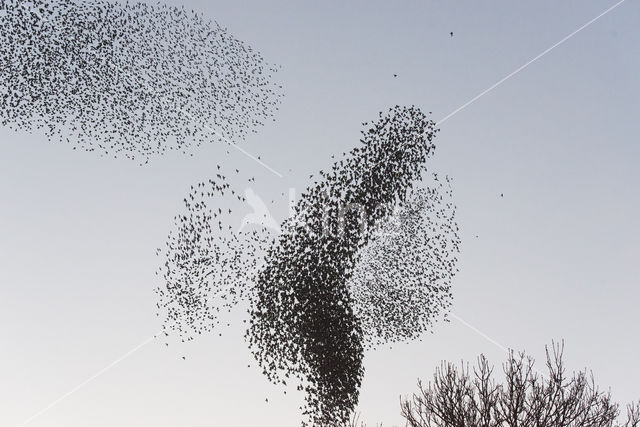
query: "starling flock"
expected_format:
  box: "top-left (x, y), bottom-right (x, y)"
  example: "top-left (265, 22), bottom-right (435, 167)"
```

top-left (0, 0), bottom-right (283, 162)
top-left (156, 106), bottom-right (460, 425)
top-left (1, 0), bottom-right (461, 424)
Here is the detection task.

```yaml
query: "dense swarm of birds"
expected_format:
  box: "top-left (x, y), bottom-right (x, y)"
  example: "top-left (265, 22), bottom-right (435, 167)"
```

top-left (247, 106), bottom-right (458, 425)
top-left (0, 0), bottom-right (283, 162)
top-left (156, 106), bottom-right (460, 425)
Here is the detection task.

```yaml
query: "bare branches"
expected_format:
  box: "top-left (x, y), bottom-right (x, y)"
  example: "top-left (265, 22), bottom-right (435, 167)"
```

top-left (347, 412), bottom-right (384, 427)
top-left (623, 401), bottom-right (640, 427)
top-left (400, 342), bottom-right (636, 427)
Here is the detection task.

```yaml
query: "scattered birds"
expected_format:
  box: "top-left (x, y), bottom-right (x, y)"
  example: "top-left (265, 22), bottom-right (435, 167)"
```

top-left (0, 0), bottom-right (283, 162)
top-left (155, 171), bottom-right (276, 347)
top-left (348, 181), bottom-right (459, 348)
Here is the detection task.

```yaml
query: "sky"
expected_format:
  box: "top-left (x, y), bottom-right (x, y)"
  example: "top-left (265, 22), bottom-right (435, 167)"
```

top-left (1, 0), bottom-right (639, 425)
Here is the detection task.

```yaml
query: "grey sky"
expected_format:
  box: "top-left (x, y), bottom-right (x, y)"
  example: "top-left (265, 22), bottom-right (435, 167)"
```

top-left (1, 1), bottom-right (639, 425)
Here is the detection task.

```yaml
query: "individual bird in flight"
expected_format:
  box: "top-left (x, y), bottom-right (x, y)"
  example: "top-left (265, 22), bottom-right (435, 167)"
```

top-left (450, 31), bottom-right (454, 37)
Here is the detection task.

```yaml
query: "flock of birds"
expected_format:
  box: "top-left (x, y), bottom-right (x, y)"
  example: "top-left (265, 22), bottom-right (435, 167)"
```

top-left (155, 173), bottom-right (273, 343)
top-left (157, 106), bottom-right (460, 425)
top-left (0, 0), bottom-right (282, 162)
top-left (246, 106), bottom-right (459, 425)
top-left (2, 1), bottom-right (462, 425)
top-left (348, 179), bottom-right (460, 349)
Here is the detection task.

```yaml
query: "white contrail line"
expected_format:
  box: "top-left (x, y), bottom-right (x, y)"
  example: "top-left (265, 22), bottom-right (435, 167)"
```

top-left (450, 312), bottom-right (509, 353)
top-left (450, 312), bottom-right (546, 377)
top-left (16, 334), bottom-right (158, 427)
top-left (436, 0), bottom-right (626, 126)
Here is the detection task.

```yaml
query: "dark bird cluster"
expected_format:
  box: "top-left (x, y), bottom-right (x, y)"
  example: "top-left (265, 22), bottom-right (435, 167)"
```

top-left (0, 0), bottom-right (283, 162)
top-left (156, 106), bottom-right (460, 425)
top-left (247, 106), bottom-right (459, 425)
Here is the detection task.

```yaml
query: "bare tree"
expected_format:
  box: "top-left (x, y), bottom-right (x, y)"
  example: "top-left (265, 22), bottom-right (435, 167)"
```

top-left (400, 342), bottom-right (639, 427)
